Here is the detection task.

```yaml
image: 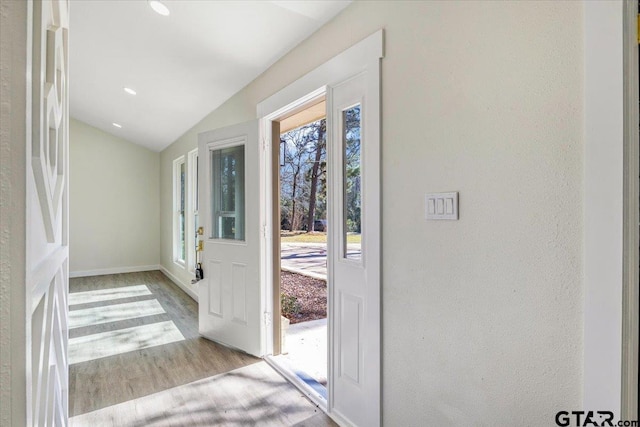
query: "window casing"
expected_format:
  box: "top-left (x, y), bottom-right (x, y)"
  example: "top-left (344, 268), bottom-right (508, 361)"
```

top-left (187, 149), bottom-right (199, 272)
top-left (173, 156), bottom-right (186, 266)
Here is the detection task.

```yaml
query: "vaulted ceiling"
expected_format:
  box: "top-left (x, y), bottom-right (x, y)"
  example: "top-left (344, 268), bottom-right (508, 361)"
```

top-left (69, 0), bottom-right (351, 151)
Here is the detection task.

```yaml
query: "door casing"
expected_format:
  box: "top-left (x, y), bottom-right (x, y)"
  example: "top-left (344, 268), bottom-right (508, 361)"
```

top-left (622, 0), bottom-right (639, 419)
top-left (257, 30), bottom-right (384, 426)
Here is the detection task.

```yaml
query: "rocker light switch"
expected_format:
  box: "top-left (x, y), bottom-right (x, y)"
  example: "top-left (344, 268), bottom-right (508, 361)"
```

top-left (427, 199), bottom-right (436, 215)
top-left (425, 192), bottom-right (458, 220)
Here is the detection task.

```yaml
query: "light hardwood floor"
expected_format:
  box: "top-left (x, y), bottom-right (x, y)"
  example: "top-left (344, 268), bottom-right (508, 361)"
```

top-left (68, 271), bottom-right (336, 426)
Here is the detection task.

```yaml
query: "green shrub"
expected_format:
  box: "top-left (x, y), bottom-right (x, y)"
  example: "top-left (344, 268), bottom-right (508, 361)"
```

top-left (281, 293), bottom-right (301, 318)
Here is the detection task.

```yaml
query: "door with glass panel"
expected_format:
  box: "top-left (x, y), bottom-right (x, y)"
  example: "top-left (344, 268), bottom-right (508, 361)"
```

top-left (198, 120), bottom-right (262, 356)
top-left (328, 71), bottom-right (380, 427)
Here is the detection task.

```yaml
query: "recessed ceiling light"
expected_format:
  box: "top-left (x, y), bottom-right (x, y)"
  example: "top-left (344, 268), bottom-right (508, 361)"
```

top-left (112, 123), bottom-right (122, 128)
top-left (124, 87), bottom-right (137, 96)
top-left (148, 1), bottom-right (170, 16)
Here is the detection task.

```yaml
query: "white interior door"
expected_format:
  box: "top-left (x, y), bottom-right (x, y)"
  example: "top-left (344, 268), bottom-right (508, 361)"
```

top-left (27, 0), bottom-right (70, 425)
top-left (198, 120), bottom-right (263, 357)
top-left (328, 71), bottom-right (381, 427)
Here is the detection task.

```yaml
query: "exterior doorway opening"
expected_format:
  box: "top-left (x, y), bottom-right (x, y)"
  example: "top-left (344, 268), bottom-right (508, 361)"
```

top-left (259, 31), bottom-right (383, 426)
top-left (266, 96), bottom-right (331, 405)
top-left (277, 100), bottom-right (328, 397)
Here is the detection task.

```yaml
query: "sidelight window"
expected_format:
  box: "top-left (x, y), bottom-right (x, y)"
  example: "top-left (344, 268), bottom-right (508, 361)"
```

top-left (173, 156), bottom-right (186, 265)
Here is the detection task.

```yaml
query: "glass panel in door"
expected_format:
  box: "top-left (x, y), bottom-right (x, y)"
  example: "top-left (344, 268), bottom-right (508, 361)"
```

top-left (343, 104), bottom-right (362, 260)
top-left (210, 145), bottom-right (245, 241)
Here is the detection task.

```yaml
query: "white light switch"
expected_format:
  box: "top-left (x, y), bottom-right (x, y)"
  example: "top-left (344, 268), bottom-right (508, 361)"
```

top-left (425, 192), bottom-right (458, 220)
top-left (427, 199), bottom-right (435, 215)
top-left (445, 198), bottom-right (453, 214)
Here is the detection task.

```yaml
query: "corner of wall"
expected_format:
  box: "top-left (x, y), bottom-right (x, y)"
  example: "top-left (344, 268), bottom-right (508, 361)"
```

top-left (583, 0), bottom-right (625, 414)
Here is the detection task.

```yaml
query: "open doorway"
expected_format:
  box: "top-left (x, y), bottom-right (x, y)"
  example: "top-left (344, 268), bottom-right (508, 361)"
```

top-left (270, 98), bottom-right (330, 399)
top-left (260, 31), bottom-right (383, 426)
top-left (267, 92), bottom-right (365, 406)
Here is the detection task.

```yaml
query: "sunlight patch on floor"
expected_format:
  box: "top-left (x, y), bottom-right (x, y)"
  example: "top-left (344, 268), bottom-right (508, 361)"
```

top-left (69, 362), bottom-right (323, 427)
top-left (69, 299), bottom-right (166, 329)
top-left (68, 285), bottom-right (152, 306)
top-left (68, 321), bottom-right (185, 365)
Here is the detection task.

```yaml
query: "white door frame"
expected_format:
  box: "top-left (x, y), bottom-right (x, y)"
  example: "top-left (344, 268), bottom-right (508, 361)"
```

top-left (622, 0), bottom-right (639, 419)
top-left (584, 0), bottom-right (639, 419)
top-left (257, 30), bottom-right (383, 426)
top-left (259, 86), bottom-right (328, 362)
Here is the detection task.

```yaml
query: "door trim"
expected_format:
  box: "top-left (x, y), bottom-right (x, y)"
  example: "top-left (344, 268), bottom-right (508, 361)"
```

top-left (257, 30), bottom-right (383, 426)
top-left (622, 0), bottom-right (639, 420)
top-left (258, 27), bottom-right (383, 356)
top-left (262, 89), bottom-right (327, 357)
top-left (583, 1), bottom-right (627, 412)
top-left (257, 31), bottom-right (383, 118)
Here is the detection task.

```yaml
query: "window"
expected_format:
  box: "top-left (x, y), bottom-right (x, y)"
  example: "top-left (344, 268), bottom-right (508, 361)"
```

top-left (174, 152), bottom-right (200, 272)
top-left (187, 149), bottom-right (199, 272)
top-left (173, 156), bottom-right (186, 266)
top-left (210, 144), bottom-right (245, 241)
top-left (343, 104), bottom-right (362, 260)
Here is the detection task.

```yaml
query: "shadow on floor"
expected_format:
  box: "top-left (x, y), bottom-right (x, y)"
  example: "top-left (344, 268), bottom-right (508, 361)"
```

top-left (68, 271), bottom-right (336, 426)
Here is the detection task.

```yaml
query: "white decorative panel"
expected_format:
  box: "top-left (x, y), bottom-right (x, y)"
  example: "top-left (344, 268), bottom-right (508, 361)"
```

top-left (231, 263), bottom-right (247, 325)
top-left (31, 270), bottom-right (68, 426)
top-left (27, 1), bottom-right (70, 425)
top-left (32, 13), bottom-right (68, 242)
top-left (339, 292), bottom-right (362, 385)
top-left (208, 260), bottom-right (222, 317)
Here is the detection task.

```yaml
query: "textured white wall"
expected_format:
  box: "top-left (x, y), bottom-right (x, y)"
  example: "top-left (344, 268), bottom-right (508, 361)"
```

top-left (69, 119), bottom-right (160, 274)
top-left (0, 1), bottom-right (28, 425)
top-left (160, 1), bottom-right (584, 424)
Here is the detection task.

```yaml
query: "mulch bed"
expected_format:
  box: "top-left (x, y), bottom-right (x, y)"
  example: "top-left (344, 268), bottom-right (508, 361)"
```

top-left (280, 271), bottom-right (327, 324)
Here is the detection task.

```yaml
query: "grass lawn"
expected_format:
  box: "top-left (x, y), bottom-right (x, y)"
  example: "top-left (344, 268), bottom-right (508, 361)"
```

top-left (280, 231), bottom-right (361, 244)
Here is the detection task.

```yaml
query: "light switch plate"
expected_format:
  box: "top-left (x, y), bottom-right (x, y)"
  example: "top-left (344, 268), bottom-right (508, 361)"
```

top-left (425, 192), bottom-right (458, 220)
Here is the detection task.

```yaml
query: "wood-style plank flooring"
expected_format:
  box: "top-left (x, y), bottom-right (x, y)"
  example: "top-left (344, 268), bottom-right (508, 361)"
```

top-left (68, 271), bottom-right (336, 426)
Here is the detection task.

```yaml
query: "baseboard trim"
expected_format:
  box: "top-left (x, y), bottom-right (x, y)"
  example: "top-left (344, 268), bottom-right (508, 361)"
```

top-left (69, 264), bottom-right (160, 278)
top-left (159, 266), bottom-right (199, 302)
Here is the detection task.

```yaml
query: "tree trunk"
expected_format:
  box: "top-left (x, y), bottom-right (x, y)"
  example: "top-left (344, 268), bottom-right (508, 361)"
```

top-left (306, 125), bottom-right (325, 232)
top-left (290, 173), bottom-right (298, 231)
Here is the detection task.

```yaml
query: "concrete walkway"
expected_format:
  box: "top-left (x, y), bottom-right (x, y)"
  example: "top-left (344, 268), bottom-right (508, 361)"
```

top-left (280, 242), bottom-right (362, 280)
top-left (281, 242), bottom-right (328, 280)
